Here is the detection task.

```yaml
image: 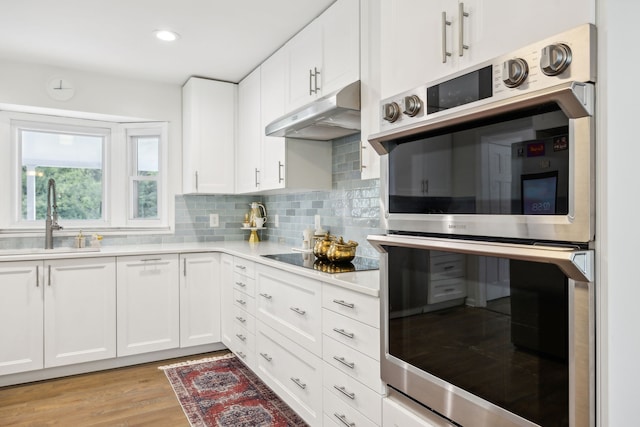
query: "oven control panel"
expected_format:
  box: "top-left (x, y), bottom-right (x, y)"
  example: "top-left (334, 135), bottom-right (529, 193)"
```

top-left (379, 24), bottom-right (595, 131)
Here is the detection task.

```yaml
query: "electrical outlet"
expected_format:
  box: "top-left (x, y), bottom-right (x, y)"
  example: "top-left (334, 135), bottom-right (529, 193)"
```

top-left (278, 237), bottom-right (286, 244)
top-left (209, 213), bottom-right (219, 227)
top-left (314, 214), bottom-right (321, 230)
top-left (274, 214), bottom-right (279, 228)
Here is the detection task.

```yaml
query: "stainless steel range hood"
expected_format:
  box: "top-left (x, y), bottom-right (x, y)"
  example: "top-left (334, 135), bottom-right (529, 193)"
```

top-left (265, 80), bottom-right (360, 141)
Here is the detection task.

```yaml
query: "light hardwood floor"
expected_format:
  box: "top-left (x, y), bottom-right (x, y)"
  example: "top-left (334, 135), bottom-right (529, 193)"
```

top-left (0, 351), bottom-right (228, 426)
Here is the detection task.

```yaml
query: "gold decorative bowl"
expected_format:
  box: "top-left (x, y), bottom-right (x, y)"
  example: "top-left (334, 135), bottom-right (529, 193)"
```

top-left (326, 237), bottom-right (358, 263)
top-left (313, 232), bottom-right (335, 260)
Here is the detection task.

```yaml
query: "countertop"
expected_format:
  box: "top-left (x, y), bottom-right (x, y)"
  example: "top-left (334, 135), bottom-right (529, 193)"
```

top-left (0, 241), bottom-right (380, 297)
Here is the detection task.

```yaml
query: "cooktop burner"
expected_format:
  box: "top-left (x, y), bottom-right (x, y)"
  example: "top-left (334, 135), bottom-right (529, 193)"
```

top-left (262, 253), bottom-right (378, 274)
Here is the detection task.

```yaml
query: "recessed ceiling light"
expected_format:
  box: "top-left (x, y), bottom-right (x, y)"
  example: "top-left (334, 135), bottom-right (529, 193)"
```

top-left (154, 30), bottom-right (180, 42)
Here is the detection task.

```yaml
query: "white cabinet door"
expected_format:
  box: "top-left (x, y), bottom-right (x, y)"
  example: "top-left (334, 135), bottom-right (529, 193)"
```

top-left (236, 68), bottom-right (262, 193)
top-left (179, 253), bottom-right (221, 348)
top-left (0, 261), bottom-right (43, 375)
top-left (285, 19), bottom-right (322, 111)
top-left (182, 77), bottom-right (236, 194)
top-left (260, 49), bottom-right (287, 191)
top-left (44, 258), bottom-right (116, 367)
top-left (220, 253), bottom-right (234, 348)
top-left (321, 0), bottom-right (360, 95)
top-left (117, 254), bottom-right (179, 356)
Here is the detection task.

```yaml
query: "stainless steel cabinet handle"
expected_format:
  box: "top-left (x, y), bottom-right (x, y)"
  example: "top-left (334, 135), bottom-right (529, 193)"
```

top-left (236, 333), bottom-right (246, 341)
top-left (458, 2), bottom-right (469, 57)
top-left (333, 356), bottom-right (355, 369)
top-left (290, 306), bottom-right (306, 315)
top-left (334, 413), bottom-right (355, 427)
top-left (444, 265), bottom-right (455, 270)
top-left (424, 179), bottom-right (429, 194)
top-left (333, 328), bottom-right (354, 339)
top-left (195, 171), bottom-right (199, 192)
top-left (235, 281), bottom-right (246, 287)
top-left (235, 299), bottom-right (246, 305)
top-left (237, 351), bottom-right (246, 359)
top-left (235, 316), bottom-right (246, 323)
top-left (236, 265), bottom-right (247, 270)
top-left (259, 293), bottom-right (272, 300)
top-left (333, 385), bottom-right (356, 400)
top-left (183, 258), bottom-right (187, 277)
top-left (309, 69), bottom-right (314, 95)
top-left (333, 299), bottom-right (355, 309)
top-left (141, 258), bottom-right (161, 262)
top-left (36, 265), bottom-right (39, 287)
top-left (254, 168), bottom-right (260, 188)
top-left (359, 144), bottom-right (367, 172)
top-left (290, 377), bottom-right (307, 389)
top-left (314, 66), bottom-right (321, 93)
top-left (442, 12), bottom-right (452, 63)
top-left (260, 352), bottom-right (272, 362)
top-left (48, 265), bottom-right (51, 286)
top-left (278, 161), bottom-right (284, 183)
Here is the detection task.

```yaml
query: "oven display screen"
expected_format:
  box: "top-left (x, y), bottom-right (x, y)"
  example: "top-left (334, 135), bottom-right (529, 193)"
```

top-left (426, 65), bottom-right (493, 114)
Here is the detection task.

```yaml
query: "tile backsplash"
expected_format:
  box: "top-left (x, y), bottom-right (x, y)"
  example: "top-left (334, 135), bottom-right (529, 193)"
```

top-left (0, 133), bottom-right (383, 258)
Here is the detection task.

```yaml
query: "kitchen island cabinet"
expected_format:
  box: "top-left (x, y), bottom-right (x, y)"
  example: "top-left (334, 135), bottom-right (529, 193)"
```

top-left (116, 254), bottom-right (180, 356)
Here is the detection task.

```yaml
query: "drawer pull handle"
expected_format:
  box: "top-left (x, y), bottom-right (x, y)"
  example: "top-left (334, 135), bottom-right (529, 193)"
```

top-left (259, 293), bottom-right (272, 300)
top-left (333, 385), bottom-right (356, 400)
top-left (237, 351), bottom-right (246, 359)
top-left (235, 299), bottom-right (246, 305)
top-left (235, 281), bottom-right (246, 287)
top-left (333, 356), bottom-right (355, 369)
top-left (235, 316), bottom-right (246, 323)
top-left (444, 265), bottom-right (455, 270)
top-left (260, 352), bottom-right (272, 362)
top-left (236, 265), bottom-right (247, 270)
top-left (334, 413), bottom-right (356, 427)
top-left (235, 333), bottom-right (246, 342)
top-left (290, 377), bottom-right (307, 390)
top-left (141, 258), bottom-right (161, 262)
top-left (333, 328), bottom-right (354, 339)
top-left (332, 299), bottom-right (355, 309)
top-left (445, 288), bottom-right (455, 292)
top-left (290, 307), bottom-right (306, 315)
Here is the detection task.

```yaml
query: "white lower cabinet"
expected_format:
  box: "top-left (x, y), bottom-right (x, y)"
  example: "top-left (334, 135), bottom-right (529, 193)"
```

top-left (256, 323), bottom-right (323, 426)
top-left (44, 258), bottom-right (117, 368)
top-left (0, 261), bottom-right (43, 375)
top-left (179, 253), bottom-right (221, 348)
top-left (116, 254), bottom-right (180, 356)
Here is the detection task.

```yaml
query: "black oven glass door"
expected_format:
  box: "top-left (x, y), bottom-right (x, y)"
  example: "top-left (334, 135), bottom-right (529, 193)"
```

top-left (387, 103), bottom-right (570, 215)
top-left (370, 235), bottom-right (594, 427)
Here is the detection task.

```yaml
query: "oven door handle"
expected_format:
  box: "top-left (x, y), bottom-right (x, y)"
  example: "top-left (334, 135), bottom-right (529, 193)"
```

top-left (367, 234), bottom-right (593, 282)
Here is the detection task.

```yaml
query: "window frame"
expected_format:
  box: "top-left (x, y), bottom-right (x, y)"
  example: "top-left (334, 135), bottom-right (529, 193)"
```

top-left (0, 112), bottom-right (169, 233)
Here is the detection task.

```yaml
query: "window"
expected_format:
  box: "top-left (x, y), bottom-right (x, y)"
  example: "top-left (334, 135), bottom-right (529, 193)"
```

top-left (0, 113), bottom-right (168, 232)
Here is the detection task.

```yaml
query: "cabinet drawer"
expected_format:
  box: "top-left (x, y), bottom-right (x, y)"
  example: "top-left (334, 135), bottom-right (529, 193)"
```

top-left (232, 330), bottom-right (255, 371)
top-left (429, 254), bottom-right (465, 280)
top-left (256, 324), bottom-right (322, 426)
top-left (324, 363), bottom-right (382, 425)
top-left (323, 309), bottom-right (379, 360)
top-left (323, 387), bottom-right (379, 427)
top-left (428, 278), bottom-right (467, 304)
top-left (233, 289), bottom-right (255, 315)
top-left (232, 306), bottom-right (255, 334)
top-left (323, 335), bottom-right (384, 393)
top-left (323, 284), bottom-right (380, 328)
top-left (233, 272), bottom-right (255, 296)
top-left (233, 258), bottom-right (255, 279)
top-left (256, 265), bottom-right (322, 356)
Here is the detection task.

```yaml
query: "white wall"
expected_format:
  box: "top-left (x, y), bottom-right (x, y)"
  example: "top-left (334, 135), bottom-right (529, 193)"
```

top-left (596, 0), bottom-right (640, 425)
top-left (0, 59), bottom-right (182, 229)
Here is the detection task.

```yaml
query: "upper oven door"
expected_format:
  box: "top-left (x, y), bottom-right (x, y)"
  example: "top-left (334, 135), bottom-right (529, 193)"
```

top-left (369, 82), bottom-right (595, 243)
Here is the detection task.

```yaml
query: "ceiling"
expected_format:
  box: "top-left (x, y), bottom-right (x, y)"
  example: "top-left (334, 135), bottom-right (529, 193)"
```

top-left (0, 0), bottom-right (336, 85)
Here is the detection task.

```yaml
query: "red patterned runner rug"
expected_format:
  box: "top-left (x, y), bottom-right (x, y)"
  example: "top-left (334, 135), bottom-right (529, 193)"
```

top-left (159, 353), bottom-right (309, 427)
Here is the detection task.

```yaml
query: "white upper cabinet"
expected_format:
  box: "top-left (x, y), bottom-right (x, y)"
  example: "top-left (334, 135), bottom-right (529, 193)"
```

top-left (380, 0), bottom-right (595, 98)
top-left (236, 68), bottom-right (263, 193)
top-left (285, 0), bottom-right (360, 112)
top-left (182, 77), bottom-right (237, 194)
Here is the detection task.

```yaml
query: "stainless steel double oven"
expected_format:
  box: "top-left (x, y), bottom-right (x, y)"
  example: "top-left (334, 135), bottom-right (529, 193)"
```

top-left (368, 24), bottom-right (596, 427)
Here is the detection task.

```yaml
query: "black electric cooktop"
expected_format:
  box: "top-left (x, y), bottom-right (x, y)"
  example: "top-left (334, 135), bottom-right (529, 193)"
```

top-left (262, 253), bottom-right (378, 274)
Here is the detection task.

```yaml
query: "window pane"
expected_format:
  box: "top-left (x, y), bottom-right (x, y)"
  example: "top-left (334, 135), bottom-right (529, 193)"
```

top-left (21, 130), bottom-right (103, 221)
top-left (135, 137), bottom-right (159, 177)
top-left (133, 180), bottom-right (158, 219)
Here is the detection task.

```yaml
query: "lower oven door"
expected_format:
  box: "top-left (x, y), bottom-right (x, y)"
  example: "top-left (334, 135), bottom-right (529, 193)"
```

top-left (368, 234), bottom-right (594, 427)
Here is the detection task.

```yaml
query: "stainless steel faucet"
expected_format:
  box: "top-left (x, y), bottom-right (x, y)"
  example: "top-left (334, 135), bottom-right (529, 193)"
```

top-left (45, 178), bottom-right (63, 249)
